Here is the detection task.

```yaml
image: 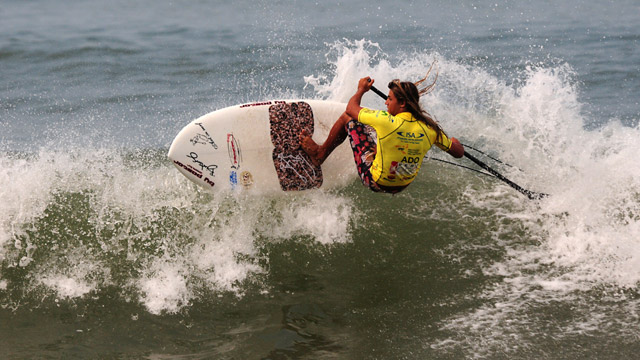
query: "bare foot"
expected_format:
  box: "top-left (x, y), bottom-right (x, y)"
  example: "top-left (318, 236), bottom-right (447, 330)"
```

top-left (300, 130), bottom-right (323, 167)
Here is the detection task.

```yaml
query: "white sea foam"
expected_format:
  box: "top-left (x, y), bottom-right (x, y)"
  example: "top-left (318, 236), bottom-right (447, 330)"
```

top-left (0, 151), bottom-right (58, 254)
top-left (40, 275), bottom-right (94, 299)
top-left (270, 192), bottom-right (354, 245)
top-left (138, 257), bottom-right (191, 315)
top-left (0, 143), bottom-right (356, 313)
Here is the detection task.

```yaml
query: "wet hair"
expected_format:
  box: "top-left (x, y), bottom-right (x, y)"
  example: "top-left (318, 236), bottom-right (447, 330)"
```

top-left (388, 79), bottom-right (444, 143)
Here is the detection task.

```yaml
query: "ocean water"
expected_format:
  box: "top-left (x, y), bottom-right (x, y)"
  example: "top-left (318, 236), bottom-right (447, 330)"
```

top-left (1, 0), bottom-right (639, 358)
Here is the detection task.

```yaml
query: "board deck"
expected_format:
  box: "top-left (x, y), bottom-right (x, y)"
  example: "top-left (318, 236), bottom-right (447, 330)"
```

top-left (168, 100), bottom-right (356, 194)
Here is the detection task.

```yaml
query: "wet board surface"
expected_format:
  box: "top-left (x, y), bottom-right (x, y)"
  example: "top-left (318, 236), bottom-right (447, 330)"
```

top-left (167, 100), bottom-right (356, 194)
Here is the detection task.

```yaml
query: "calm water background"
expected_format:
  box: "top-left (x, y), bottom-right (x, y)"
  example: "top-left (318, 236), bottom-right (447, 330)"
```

top-left (1, 0), bottom-right (639, 358)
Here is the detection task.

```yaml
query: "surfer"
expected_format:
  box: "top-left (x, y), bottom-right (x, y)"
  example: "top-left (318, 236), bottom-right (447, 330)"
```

top-left (301, 75), bottom-right (464, 194)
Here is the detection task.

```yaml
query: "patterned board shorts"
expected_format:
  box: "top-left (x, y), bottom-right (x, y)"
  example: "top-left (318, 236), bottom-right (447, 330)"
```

top-left (345, 120), bottom-right (407, 194)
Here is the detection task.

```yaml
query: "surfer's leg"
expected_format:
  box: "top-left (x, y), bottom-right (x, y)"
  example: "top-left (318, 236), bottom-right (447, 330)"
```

top-left (346, 119), bottom-right (379, 190)
top-left (301, 112), bottom-right (350, 166)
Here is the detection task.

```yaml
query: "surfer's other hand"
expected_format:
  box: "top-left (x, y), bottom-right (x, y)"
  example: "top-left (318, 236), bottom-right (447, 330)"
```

top-left (448, 137), bottom-right (464, 158)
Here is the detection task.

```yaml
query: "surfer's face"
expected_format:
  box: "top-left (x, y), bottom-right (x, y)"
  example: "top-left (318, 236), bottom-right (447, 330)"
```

top-left (385, 90), bottom-right (406, 116)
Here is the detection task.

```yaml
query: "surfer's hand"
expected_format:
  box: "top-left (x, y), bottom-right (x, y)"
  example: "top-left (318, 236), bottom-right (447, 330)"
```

top-left (358, 77), bottom-right (374, 93)
top-left (448, 137), bottom-right (464, 158)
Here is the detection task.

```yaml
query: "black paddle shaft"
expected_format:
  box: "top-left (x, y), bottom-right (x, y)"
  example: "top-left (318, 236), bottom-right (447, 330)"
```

top-left (463, 152), bottom-right (547, 200)
top-left (370, 85), bottom-right (388, 100)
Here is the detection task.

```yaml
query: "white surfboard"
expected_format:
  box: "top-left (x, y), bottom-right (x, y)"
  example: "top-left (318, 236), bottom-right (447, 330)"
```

top-left (168, 100), bottom-right (356, 194)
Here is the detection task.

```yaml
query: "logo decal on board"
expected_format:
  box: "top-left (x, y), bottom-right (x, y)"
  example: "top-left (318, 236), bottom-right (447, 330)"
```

top-left (173, 160), bottom-right (203, 179)
top-left (240, 171), bottom-right (254, 188)
top-left (227, 133), bottom-right (242, 169)
top-left (230, 171), bottom-right (238, 189)
top-left (186, 152), bottom-right (218, 177)
top-left (190, 123), bottom-right (219, 149)
top-left (239, 100), bottom-right (285, 108)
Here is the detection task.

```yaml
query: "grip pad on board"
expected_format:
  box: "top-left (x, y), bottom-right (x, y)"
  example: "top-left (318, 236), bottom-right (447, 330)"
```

top-left (269, 102), bottom-right (323, 191)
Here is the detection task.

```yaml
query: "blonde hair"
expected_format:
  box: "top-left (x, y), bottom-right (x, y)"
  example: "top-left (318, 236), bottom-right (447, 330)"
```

top-left (387, 61), bottom-right (444, 142)
top-left (413, 60), bottom-right (439, 96)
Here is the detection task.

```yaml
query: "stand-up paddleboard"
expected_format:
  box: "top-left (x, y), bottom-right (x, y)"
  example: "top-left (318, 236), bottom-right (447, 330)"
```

top-left (168, 100), bottom-right (356, 194)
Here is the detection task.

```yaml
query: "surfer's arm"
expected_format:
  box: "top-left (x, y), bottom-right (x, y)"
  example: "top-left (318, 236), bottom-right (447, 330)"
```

top-left (346, 77), bottom-right (374, 119)
top-left (435, 133), bottom-right (464, 158)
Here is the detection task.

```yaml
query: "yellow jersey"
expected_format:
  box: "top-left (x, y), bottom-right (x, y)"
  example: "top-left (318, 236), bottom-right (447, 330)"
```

top-left (358, 108), bottom-right (452, 187)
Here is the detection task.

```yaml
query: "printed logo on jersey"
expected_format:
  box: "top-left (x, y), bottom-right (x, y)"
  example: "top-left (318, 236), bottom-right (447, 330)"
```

top-left (381, 111), bottom-right (395, 123)
top-left (395, 131), bottom-right (425, 145)
top-left (373, 110), bottom-right (394, 123)
top-left (400, 156), bottom-right (421, 163)
top-left (395, 144), bottom-right (408, 155)
top-left (385, 157), bottom-right (421, 182)
top-left (397, 162), bottom-right (419, 177)
top-left (396, 131), bottom-right (425, 139)
top-left (388, 161), bottom-right (398, 180)
top-left (362, 109), bottom-right (395, 123)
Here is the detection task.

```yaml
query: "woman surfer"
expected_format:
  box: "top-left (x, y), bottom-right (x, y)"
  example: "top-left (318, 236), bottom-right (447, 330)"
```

top-left (301, 74), bottom-right (464, 194)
